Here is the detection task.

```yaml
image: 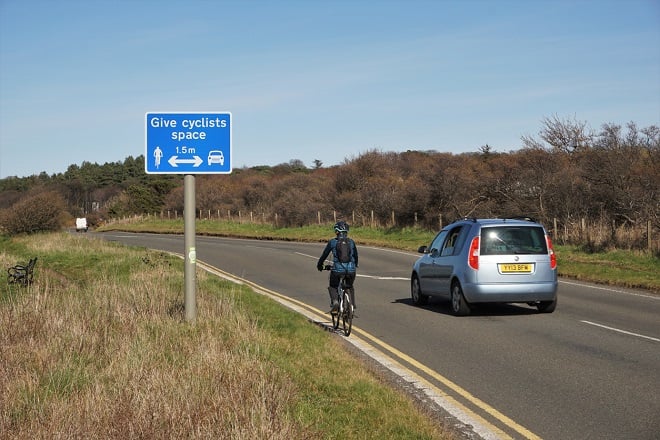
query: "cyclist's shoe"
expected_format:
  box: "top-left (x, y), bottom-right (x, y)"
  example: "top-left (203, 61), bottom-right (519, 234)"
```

top-left (329, 300), bottom-right (339, 313)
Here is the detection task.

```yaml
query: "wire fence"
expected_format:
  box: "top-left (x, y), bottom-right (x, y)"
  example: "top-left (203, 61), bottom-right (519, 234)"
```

top-left (109, 208), bottom-right (660, 252)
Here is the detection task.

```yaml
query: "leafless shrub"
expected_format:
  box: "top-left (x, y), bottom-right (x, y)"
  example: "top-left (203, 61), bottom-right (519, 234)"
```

top-left (0, 190), bottom-right (66, 235)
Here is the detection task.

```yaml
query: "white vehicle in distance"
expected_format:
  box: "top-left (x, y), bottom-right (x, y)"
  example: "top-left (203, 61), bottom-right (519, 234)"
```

top-left (75, 217), bottom-right (88, 232)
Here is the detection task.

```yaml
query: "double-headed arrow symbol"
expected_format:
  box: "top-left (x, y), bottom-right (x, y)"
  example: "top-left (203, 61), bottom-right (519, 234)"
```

top-left (168, 155), bottom-right (203, 167)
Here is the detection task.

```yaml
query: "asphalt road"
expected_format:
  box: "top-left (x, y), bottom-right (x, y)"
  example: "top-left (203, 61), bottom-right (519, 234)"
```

top-left (95, 232), bottom-right (660, 440)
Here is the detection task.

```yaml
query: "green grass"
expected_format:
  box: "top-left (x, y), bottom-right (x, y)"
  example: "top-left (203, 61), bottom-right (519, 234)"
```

top-left (100, 218), bottom-right (660, 293)
top-left (1, 232), bottom-right (451, 439)
top-left (554, 245), bottom-right (660, 291)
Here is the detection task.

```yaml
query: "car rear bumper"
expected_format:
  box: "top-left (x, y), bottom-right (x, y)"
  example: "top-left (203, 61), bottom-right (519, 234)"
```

top-left (462, 281), bottom-right (557, 303)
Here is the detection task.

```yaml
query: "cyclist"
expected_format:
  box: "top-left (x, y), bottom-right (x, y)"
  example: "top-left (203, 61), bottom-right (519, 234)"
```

top-left (317, 221), bottom-right (359, 312)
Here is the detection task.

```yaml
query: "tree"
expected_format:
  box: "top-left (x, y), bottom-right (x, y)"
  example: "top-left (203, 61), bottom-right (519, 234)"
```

top-left (581, 122), bottom-right (659, 225)
top-left (521, 115), bottom-right (593, 152)
top-left (271, 173), bottom-right (325, 226)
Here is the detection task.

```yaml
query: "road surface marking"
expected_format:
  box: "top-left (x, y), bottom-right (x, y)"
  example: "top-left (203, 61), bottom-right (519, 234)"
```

top-left (196, 257), bottom-right (541, 440)
top-left (580, 320), bottom-right (660, 342)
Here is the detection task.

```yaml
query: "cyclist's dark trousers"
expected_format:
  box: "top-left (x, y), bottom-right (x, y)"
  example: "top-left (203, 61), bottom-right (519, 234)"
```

top-left (329, 271), bottom-right (356, 308)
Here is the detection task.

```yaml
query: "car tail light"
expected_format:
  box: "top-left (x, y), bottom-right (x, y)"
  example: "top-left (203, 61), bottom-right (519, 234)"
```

top-left (546, 235), bottom-right (557, 269)
top-left (468, 236), bottom-right (480, 270)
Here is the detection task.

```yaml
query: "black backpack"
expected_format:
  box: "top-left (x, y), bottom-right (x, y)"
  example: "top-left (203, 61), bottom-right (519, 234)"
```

top-left (336, 236), bottom-right (352, 263)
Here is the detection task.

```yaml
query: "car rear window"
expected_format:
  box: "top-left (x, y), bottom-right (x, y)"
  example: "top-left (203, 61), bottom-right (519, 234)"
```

top-left (480, 226), bottom-right (548, 255)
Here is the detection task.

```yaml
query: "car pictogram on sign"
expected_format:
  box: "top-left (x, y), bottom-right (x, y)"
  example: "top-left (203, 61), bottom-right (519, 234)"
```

top-left (207, 150), bottom-right (225, 166)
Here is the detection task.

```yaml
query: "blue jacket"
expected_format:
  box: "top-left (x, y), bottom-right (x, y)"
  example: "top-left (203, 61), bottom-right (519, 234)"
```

top-left (317, 236), bottom-right (358, 273)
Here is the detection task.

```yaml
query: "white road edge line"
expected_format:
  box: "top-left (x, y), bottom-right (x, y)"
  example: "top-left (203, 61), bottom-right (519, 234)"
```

top-left (559, 280), bottom-right (659, 299)
top-left (580, 320), bottom-right (660, 342)
top-left (194, 255), bottom-right (511, 440)
top-left (264, 293), bottom-right (509, 440)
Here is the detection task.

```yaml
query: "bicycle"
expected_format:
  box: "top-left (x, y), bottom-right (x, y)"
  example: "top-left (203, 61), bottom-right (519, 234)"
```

top-left (323, 264), bottom-right (354, 336)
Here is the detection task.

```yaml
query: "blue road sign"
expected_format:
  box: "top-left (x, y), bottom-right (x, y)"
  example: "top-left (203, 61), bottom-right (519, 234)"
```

top-left (145, 112), bottom-right (232, 174)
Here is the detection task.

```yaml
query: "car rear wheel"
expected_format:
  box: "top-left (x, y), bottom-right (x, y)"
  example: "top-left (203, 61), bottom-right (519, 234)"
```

top-left (536, 298), bottom-right (557, 313)
top-left (411, 274), bottom-right (429, 306)
top-left (451, 282), bottom-right (470, 316)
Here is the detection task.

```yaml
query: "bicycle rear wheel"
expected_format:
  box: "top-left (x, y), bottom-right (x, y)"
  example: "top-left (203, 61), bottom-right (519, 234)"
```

top-left (341, 292), bottom-right (353, 336)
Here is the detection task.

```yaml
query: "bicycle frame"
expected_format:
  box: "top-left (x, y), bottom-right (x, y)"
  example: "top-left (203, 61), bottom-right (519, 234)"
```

top-left (337, 276), bottom-right (347, 312)
top-left (328, 269), bottom-right (354, 337)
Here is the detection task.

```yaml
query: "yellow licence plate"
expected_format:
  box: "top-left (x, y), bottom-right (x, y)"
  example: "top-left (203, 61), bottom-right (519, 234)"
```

top-left (499, 263), bottom-right (533, 273)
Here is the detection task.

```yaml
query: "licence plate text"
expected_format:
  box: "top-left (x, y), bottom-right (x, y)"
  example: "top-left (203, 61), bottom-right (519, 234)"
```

top-left (499, 263), bottom-right (533, 273)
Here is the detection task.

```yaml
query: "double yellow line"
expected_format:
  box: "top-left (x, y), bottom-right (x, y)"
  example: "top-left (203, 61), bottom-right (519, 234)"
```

top-left (197, 259), bottom-right (541, 440)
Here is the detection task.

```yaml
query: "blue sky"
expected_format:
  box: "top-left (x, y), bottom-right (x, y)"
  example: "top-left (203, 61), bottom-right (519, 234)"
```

top-left (1, 0), bottom-right (659, 178)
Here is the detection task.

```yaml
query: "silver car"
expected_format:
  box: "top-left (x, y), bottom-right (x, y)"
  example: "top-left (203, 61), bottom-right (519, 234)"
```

top-left (411, 218), bottom-right (558, 315)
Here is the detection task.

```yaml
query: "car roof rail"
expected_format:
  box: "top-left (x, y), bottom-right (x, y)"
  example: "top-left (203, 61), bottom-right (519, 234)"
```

top-left (449, 217), bottom-right (478, 224)
top-left (503, 215), bottom-right (537, 222)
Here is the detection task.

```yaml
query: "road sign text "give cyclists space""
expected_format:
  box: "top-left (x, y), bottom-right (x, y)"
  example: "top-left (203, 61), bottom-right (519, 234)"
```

top-left (145, 112), bottom-right (232, 174)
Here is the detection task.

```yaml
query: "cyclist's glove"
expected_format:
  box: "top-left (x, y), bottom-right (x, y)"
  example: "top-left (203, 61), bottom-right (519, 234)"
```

top-left (317, 263), bottom-right (323, 272)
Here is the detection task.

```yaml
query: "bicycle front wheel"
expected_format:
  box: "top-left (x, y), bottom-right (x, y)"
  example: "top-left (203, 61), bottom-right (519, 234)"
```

top-left (341, 292), bottom-right (353, 336)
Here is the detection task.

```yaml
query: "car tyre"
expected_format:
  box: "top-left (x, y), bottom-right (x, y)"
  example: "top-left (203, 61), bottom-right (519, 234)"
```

top-left (536, 298), bottom-right (557, 313)
top-left (451, 282), bottom-right (470, 316)
top-left (411, 274), bottom-right (429, 306)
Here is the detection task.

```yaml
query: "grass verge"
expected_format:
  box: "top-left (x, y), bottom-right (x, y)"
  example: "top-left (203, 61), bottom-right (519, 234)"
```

top-left (1, 232), bottom-right (451, 439)
top-left (553, 245), bottom-right (660, 292)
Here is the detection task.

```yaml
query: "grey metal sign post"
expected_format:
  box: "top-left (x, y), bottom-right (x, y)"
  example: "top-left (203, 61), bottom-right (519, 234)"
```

top-left (145, 112), bottom-right (232, 322)
top-left (184, 174), bottom-right (196, 321)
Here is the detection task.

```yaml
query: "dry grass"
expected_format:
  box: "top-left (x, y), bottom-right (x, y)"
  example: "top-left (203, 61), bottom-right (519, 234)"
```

top-left (1, 233), bottom-right (450, 439)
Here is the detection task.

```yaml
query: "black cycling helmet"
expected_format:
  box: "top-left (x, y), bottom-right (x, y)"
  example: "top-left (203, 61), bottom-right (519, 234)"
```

top-left (334, 221), bottom-right (349, 234)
